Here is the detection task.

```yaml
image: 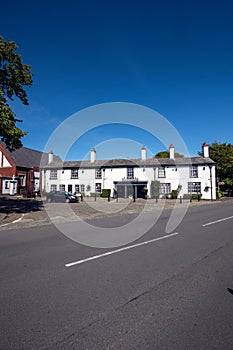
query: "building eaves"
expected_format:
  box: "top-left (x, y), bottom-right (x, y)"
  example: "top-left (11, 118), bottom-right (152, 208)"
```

top-left (43, 156), bottom-right (215, 169)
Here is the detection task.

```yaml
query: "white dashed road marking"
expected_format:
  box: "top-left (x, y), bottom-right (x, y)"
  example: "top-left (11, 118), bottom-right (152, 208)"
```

top-left (202, 215), bottom-right (233, 227)
top-left (65, 232), bottom-right (179, 268)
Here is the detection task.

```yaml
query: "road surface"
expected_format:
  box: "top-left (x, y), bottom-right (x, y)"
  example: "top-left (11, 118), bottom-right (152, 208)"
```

top-left (0, 200), bottom-right (233, 349)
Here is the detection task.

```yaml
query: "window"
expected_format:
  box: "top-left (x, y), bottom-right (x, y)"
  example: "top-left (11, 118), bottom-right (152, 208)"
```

top-left (95, 183), bottom-right (102, 193)
top-left (95, 169), bottom-right (102, 179)
top-left (158, 167), bottom-right (166, 178)
top-left (5, 181), bottom-right (10, 189)
top-left (80, 184), bottom-right (85, 193)
top-left (50, 184), bottom-right (57, 192)
top-left (127, 167), bottom-right (134, 179)
top-left (71, 168), bottom-right (79, 179)
top-left (75, 184), bottom-right (80, 192)
top-left (50, 169), bottom-right (57, 179)
top-left (59, 184), bottom-right (65, 192)
top-left (188, 182), bottom-right (201, 193)
top-left (190, 166), bottom-right (198, 178)
top-left (19, 175), bottom-right (25, 186)
top-left (160, 183), bottom-right (171, 194)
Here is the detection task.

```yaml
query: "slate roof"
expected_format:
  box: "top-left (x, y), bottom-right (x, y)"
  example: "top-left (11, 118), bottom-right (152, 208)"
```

top-left (43, 156), bottom-right (215, 169)
top-left (1, 142), bottom-right (62, 168)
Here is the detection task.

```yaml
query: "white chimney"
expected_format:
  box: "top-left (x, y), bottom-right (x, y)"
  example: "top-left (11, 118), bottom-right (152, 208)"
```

top-left (90, 148), bottom-right (96, 163)
top-left (48, 150), bottom-right (53, 164)
top-left (202, 142), bottom-right (209, 158)
top-left (141, 146), bottom-right (146, 160)
top-left (169, 144), bottom-right (174, 159)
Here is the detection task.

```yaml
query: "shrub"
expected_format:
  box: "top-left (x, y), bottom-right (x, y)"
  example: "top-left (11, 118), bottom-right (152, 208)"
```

top-left (101, 189), bottom-right (111, 198)
top-left (172, 190), bottom-right (179, 199)
top-left (183, 193), bottom-right (202, 200)
top-left (183, 194), bottom-right (191, 200)
top-left (90, 192), bottom-right (101, 197)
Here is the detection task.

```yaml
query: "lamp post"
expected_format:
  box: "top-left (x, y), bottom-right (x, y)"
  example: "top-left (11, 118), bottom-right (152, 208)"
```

top-left (209, 165), bottom-right (213, 200)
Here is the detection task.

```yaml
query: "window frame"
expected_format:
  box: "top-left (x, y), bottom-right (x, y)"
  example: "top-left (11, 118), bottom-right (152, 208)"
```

top-left (95, 169), bottom-right (102, 179)
top-left (50, 169), bottom-right (57, 179)
top-left (158, 167), bottom-right (166, 178)
top-left (188, 182), bottom-right (201, 194)
top-left (190, 166), bottom-right (198, 178)
top-left (71, 168), bottom-right (79, 179)
top-left (127, 167), bottom-right (134, 179)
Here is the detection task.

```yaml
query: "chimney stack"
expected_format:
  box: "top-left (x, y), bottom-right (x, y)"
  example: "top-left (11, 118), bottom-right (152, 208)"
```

top-left (202, 142), bottom-right (209, 158)
top-left (141, 146), bottom-right (146, 160)
top-left (48, 150), bottom-right (53, 164)
top-left (169, 144), bottom-right (175, 159)
top-left (90, 148), bottom-right (96, 163)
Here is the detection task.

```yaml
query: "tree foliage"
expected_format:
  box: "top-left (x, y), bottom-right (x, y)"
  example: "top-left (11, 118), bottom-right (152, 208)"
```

top-left (154, 151), bottom-right (184, 158)
top-left (0, 35), bottom-right (33, 150)
top-left (209, 142), bottom-right (233, 186)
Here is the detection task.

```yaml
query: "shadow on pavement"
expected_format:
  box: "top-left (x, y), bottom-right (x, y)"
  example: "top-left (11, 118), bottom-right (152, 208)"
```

top-left (0, 196), bottom-right (44, 215)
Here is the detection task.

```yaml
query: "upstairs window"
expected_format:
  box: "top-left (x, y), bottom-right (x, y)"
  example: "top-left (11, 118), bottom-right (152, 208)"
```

top-left (50, 169), bottom-right (57, 179)
top-left (95, 169), bottom-right (102, 179)
top-left (71, 168), bottom-right (79, 179)
top-left (190, 166), bottom-right (198, 178)
top-left (158, 167), bottom-right (166, 178)
top-left (127, 167), bottom-right (134, 179)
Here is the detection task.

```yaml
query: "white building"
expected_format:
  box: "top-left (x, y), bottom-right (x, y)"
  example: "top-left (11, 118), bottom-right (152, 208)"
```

top-left (41, 143), bottom-right (216, 200)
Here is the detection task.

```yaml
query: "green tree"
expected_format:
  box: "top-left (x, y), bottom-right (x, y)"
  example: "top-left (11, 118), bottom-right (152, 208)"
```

top-left (0, 35), bottom-right (33, 150)
top-left (208, 142), bottom-right (233, 186)
top-left (154, 151), bottom-right (184, 158)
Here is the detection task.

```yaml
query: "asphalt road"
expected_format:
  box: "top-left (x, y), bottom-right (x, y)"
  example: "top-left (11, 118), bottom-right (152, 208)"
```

top-left (0, 200), bottom-right (233, 349)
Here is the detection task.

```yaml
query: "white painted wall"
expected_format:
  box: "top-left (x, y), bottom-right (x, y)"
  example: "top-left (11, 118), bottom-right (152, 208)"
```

top-left (43, 163), bottom-right (216, 199)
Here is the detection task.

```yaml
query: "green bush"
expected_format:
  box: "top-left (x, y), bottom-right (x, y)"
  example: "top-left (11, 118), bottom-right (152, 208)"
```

top-left (183, 194), bottom-right (191, 199)
top-left (216, 190), bottom-right (225, 199)
top-left (90, 192), bottom-right (101, 197)
top-left (101, 189), bottom-right (111, 198)
top-left (172, 190), bottom-right (179, 199)
top-left (183, 193), bottom-right (202, 200)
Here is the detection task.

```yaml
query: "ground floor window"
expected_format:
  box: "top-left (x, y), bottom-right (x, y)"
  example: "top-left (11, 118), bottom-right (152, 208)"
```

top-left (95, 183), bottom-right (102, 193)
top-left (50, 184), bottom-right (57, 192)
top-left (19, 175), bottom-right (25, 187)
top-left (59, 184), bottom-right (65, 192)
top-left (80, 184), bottom-right (85, 193)
top-left (5, 181), bottom-right (10, 189)
top-left (160, 183), bottom-right (171, 194)
top-left (188, 182), bottom-right (201, 193)
top-left (75, 184), bottom-right (79, 192)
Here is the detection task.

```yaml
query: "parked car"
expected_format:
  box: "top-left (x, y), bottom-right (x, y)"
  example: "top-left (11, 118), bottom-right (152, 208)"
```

top-left (46, 191), bottom-right (78, 203)
top-left (225, 189), bottom-right (233, 197)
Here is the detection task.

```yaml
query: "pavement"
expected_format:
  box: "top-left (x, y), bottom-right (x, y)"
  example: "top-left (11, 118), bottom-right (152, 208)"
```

top-left (0, 195), bottom-right (231, 231)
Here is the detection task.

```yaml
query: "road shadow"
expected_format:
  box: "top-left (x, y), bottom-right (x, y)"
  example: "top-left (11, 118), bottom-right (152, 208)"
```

top-left (0, 196), bottom-right (44, 215)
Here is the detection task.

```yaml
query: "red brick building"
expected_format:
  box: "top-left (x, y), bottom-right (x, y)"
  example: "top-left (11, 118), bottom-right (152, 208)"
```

top-left (0, 142), bottom-right (60, 196)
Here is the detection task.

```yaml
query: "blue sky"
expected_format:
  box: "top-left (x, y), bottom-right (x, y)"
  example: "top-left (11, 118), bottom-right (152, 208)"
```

top-left (2, 0), bottom-right (233, 160)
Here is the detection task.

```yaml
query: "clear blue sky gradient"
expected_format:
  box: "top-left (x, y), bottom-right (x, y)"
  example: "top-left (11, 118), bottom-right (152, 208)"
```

top-left (2, 0), bottom-right (233, 160)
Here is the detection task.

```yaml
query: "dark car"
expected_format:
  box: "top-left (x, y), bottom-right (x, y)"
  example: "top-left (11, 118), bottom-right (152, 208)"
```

top-left (46, 191), bottom-right (78, 203)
